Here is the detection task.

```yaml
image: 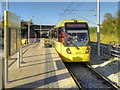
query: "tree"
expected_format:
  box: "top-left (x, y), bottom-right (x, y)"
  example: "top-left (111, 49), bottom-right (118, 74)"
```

top-left (116, 10), bottom-right (120, 18)
top-left (89, 27), bottom-right (97, 34)
top-left (104, 13), bottom-right (112, 21)
top-left (101, 11), bottom-right (120, 37)
top-left (21, 20), bottom-right (33, 38)
top-left (101, 13), bottom-right (115, 35)
top-left (115, 10), bottom-right (120, 37)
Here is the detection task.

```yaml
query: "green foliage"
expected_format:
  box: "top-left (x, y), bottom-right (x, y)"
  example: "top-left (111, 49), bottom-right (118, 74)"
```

top-left (21, 20), bottom-right (28, 38)
top-left (101, 11), bottom-right (119, 37)
top-left (89, 27), bottom-right (97, 34)
top-left (90, 11), bottom-right (119, 44)
top-left (104, 13), bottom-right (112, 20)
top-left (116, 10), bottom-right (120, 18)
top-left (116, 25), bottom-right (120, 37)
top-left (21, 20), bottom-right (33, 38)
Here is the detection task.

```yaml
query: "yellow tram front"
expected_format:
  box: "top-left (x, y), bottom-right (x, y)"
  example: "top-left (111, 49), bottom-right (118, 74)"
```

top-left (53, 20), bottom-right (91, 62)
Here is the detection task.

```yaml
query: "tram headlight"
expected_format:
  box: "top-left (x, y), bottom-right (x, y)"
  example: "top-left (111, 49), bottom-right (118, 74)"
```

top-left (86, 47), bottom-right (90, 53)
top-left (66, 48), bottom-right (71, 54)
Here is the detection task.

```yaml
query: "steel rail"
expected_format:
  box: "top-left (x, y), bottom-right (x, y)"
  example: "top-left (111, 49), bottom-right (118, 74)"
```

top-left (67, 67), bottom-right (83, 90)
top-left (65, 63), bottom-right (120, 90)
top-left (85, 63), bottom-right (120, 90)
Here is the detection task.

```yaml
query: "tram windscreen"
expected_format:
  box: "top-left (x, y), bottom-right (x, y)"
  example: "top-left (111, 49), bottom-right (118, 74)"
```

top-left (66, 30), bottom-right (89, 46)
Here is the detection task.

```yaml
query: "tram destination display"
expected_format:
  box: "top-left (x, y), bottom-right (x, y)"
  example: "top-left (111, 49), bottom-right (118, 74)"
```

top-left (65, 23), bottom-right (88, 29)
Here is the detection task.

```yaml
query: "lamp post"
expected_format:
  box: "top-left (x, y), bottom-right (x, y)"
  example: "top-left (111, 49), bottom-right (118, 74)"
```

top-left (97, 0), bottom-right (100, 57)
top-left (28, 16), bottom-right (34, 44)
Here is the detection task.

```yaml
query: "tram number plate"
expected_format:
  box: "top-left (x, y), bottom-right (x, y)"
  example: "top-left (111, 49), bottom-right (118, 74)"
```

top-left (76, 52), bottom-right (80, 54)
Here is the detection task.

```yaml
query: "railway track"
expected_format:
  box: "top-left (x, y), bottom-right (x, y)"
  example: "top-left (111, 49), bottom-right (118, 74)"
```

top-left (65, 62), bottom-right (119, 90)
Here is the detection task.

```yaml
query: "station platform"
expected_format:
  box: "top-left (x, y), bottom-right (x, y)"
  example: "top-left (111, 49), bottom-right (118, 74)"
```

top-left (5, 42), bottom-right (78, 89)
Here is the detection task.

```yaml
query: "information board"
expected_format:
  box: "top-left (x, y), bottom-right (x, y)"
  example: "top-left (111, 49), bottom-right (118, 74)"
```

top-left (4, 11), bottom-right (20, 55)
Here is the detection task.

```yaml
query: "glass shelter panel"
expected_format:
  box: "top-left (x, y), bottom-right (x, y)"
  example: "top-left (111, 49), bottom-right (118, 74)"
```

top-left (7, 11), bottom-right (20, 55)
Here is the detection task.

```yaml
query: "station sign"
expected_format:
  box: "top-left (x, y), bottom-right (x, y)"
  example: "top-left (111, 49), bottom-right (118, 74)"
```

top-left (4, 11), bottom-right (20, 29)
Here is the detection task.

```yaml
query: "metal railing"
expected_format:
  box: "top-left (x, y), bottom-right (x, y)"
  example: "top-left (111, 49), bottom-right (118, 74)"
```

top-left (111, 47), bottom-right (120, 58)
top-left (91, 42), bottom-right (120, 58)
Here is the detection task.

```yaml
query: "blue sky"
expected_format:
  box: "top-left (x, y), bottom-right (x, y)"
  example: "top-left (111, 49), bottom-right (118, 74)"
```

top-left (2, 2), bottom-right (118, 27)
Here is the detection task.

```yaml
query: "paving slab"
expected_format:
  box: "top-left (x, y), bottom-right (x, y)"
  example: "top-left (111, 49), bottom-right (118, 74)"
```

top-left (5, 42), bottom-right (78, 89)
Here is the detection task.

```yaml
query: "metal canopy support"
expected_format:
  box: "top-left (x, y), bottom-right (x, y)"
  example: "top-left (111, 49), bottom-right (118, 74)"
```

top-left (40, 25), bottom-right (41, 38)
top-left (0, 58), bottom-right (4, 89)
top-left (28, 16), bottom-right (34, 44)
top-left (0, 1), bottom-right (4, 89)
top-left (28, 21), bottom-right (30, 44)
top-left (6, 0), bottom-right (8, 11)
top-left (97, 0), bottom-right (100, 57)
top-left (4, 0), bottom-right (9, 84)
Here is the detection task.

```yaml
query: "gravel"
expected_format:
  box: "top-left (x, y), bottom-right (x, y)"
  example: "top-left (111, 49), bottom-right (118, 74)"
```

top-left (90, 49), bottom-right (120, 87)
top-left (66, 63), bottom-right (112, 89)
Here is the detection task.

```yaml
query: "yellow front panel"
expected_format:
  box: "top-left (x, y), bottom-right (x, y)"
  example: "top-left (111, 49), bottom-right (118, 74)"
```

top-left (54, 41), bottom-right (91, 62)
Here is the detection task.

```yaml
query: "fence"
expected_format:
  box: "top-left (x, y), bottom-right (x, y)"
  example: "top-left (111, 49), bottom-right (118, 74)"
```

top-left (91, 42), bottom-right (120, 58)
top-left (111, 47), bottom-right (120, 58)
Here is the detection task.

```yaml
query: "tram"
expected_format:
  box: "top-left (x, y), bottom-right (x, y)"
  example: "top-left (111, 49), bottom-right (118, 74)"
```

top-left (49, 20), bottom-right (91, 62)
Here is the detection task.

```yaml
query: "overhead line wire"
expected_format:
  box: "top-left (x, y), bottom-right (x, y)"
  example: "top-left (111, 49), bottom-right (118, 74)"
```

top-left (65, 0), bottom-right (97, 25)
top-left (65, 0), bottom-right (87, 17)
top-left (70, 12), bottom-right (97, 25)
top-left (55, 2), bottom-right (74, 25)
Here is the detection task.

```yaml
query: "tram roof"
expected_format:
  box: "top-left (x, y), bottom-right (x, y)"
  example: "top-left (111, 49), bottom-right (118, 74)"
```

top-left (55, 20), bottom-right (87, 28)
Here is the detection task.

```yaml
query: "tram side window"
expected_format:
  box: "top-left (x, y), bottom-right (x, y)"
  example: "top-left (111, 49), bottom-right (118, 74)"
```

top-left (52, 30), bottom-right (55, 38)
top-left (61, 30), bottom-right (64, 44)
top-left (52, 29), bottom-right (57, 42)
top-left (58, 29), bottom-right (62, 42)
top-left (58, 29), bottom-right (64, 44)
top-left (51, 30), bottom-right (54, 38)
top-left (54, 30), bottom-right (57, 38)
